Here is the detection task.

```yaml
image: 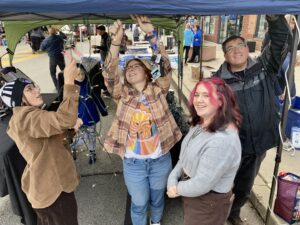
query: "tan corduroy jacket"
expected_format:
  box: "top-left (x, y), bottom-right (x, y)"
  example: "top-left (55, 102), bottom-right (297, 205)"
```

top-left (7, 85), bottom-right (80, 209)
top-left (103, 57), bottom-right (182, 158)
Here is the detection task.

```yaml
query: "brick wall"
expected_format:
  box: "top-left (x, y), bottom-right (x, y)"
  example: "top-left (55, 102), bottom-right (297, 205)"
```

top-left (203, 16), bottom-right (220, 43)
top-left (241, 15), bottom-right (258, 39)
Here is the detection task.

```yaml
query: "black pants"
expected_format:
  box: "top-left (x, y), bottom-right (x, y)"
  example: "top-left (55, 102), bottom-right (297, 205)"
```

top-left (183, 46), bottom-right (190, 63)
top-left (30, 36), bottom-right (42, 52)
top-left (189, 46), bottom-right (200, 62)
top-left (34, 192), bottom-right (78, 225)
top-left (49, 54), bottom-right (65, 90)
top-left (229, 153), bottom-right (266, 218)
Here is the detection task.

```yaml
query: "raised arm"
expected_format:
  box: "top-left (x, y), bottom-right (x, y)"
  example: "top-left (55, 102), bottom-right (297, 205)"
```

top-left (102, 20), bottom-right (124, 102)
top-left (26, 59), bottom-right (81, 138)
top-left (260, 15), bottom-right (292, 76)
top-left (132, 15), bottom-right (172, 93)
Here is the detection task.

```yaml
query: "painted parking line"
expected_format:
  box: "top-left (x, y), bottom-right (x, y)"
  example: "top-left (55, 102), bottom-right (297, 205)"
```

top-left (1, 50), bottom-right (45, 67)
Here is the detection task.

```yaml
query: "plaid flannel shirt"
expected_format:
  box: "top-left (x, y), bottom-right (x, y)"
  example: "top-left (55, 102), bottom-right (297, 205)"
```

top-left (103, 57), bottom-right (182, 158)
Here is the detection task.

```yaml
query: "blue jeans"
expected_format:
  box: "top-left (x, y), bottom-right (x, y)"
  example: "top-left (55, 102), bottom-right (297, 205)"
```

top-left (123, 153), bottom-right (172, 225)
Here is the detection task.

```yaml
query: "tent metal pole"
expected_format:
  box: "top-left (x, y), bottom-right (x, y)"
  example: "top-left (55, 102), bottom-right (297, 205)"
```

top-left (199, 16), bottom-right (204, 80)
top-left (265, 14), bottom-right (300, 225)
top-left (177, 26), bottom-right (182, 105)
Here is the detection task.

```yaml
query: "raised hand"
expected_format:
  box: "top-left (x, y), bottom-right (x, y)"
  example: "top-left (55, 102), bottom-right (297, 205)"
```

top-left (131, 15), bottom-right (154, 33)
top-left (109, 19), bottom-right (124, 45)
top-left (64, 58), bottom-right (81, 85)
top-left (73, 118), bottom-right (83, 132)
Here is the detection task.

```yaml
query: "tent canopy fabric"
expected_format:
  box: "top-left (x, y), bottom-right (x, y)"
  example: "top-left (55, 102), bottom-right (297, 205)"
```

top-left (0, 0), bottom-right (300, 19)
top-left (3, 18), bottom-right (180, 57)
top-left (1, 0), bottom-right (300, 59)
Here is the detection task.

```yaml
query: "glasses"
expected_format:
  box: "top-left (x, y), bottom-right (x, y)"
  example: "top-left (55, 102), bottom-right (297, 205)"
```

top-left (225, 43), bottom-right (247, 54)
top-left (125, 64), bottom-right (142, 72)
top-left (24, 84), bottom-right (40, 93)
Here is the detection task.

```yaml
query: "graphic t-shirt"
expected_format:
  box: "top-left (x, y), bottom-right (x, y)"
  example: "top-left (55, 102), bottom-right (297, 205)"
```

top-left (125, 95), bottom-right (162, 159)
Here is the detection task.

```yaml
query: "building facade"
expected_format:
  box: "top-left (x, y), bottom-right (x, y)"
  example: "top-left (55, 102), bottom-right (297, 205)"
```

top-left (202, 15), bottom-right (267, 51)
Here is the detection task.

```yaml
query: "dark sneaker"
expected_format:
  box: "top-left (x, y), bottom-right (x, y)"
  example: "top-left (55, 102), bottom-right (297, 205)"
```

top-left (228, 216), bottom-right (248, 225)
top-left (89, 154), bottom-right (97, 164)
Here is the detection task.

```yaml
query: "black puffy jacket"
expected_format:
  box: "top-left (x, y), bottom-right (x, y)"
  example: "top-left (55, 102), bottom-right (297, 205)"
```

top-left (214, 15), bottom-right (291, 156)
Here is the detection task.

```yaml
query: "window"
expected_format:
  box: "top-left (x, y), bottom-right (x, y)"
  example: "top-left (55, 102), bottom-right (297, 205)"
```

top-left (256, 15), bottom-right (268, 39)
top-left (203, 16), bottom-right (215, 35)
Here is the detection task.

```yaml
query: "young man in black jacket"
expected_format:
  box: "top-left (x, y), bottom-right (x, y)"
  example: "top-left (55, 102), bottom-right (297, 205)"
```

top-left (214, 15), bottom-right (291, 225)
top-left (92, 25), bottom-right (111, 63)
top-left (92, 25), bottom-right (111, 97)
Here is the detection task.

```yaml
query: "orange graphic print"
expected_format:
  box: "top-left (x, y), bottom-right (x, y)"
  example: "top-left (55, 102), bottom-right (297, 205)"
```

top-left (127, 102), bottom-right (160, 155)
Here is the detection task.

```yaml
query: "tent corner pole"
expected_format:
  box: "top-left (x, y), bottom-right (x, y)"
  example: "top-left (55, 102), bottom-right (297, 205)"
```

top-left (199, 15), bottom-right (204, 80)
top-left (265, 14), bottom-right (300, 225)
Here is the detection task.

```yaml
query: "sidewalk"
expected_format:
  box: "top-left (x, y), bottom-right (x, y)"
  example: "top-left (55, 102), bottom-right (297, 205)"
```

top-left (172, 41), bottom-right (300, 225)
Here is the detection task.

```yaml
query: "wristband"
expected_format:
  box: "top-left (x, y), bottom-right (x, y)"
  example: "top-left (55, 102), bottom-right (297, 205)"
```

top-left (146, 30), bottom-right (159, 54)
top-left (146, 30), bottom-right (157, 39)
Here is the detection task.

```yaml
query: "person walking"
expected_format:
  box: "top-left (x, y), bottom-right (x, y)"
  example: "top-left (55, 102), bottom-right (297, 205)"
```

top-left (40, 27), bottom-right (65, 91)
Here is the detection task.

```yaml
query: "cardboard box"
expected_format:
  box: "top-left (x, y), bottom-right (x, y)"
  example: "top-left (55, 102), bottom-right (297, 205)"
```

top-left (191, 66), bottom-right (213, 80)
top-left (191, 66), bottom-right (200, 80)
top-left (202, 45), bottom-right (216, 61)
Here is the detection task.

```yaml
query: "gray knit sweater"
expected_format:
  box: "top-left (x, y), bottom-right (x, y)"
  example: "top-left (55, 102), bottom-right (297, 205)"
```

top-left (167, 125), bottom-right (241, 197)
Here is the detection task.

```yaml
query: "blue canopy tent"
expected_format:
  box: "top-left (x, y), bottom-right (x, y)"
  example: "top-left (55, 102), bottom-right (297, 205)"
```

top-left (0, 1), bottom-right (300, 224)
top-left (0, 0), bottom-right (300, 16)
top-left (0, 0), bottom-right (300, 58)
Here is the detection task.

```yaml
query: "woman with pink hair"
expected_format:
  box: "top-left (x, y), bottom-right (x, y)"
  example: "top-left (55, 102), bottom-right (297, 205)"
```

top-left (167, 77), bottom-right (242, 225)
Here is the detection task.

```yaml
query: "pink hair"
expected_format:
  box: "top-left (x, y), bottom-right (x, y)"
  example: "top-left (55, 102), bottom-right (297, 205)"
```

top-left (189, 77), bottom-right (242, 132)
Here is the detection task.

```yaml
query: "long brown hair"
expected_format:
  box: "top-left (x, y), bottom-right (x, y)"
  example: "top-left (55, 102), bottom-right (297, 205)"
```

top-left (189, 77), bottom-right (242, 132)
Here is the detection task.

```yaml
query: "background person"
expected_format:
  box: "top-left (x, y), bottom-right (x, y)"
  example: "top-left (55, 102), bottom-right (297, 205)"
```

top-left (183, 23), bottom-right (194, 65)
top-left (40, 27), bottom-right (65, 91)
top-left (92, 25), bottom-right (111, 97)
top-left (29, 27), bottom-right (44, 54)
top-left (188, 25), bottom-right (202, 63)
top-left (133, 24), bottom-right (140, 42)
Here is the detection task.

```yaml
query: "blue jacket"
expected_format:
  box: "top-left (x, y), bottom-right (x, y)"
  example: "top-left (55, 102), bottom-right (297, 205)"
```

top-left (76, 77), bottom-right (107, 126)
top-left (184, 29), bottom-right (194, 47)
top-left (193, 29), bottom-right (202, 47)
top-left (40, 34), bottom-right (64, 57)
